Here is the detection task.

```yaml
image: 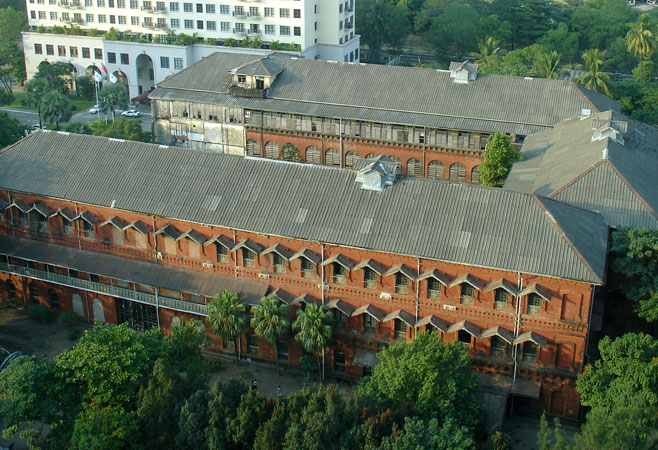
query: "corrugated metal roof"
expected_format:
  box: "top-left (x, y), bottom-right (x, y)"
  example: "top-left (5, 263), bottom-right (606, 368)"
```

top-left (505, 111), bottom-right (658, 229)
top-left (152, 52), bottom-right (620, 136)
top-left (0, 132), bottom-right (608, 284)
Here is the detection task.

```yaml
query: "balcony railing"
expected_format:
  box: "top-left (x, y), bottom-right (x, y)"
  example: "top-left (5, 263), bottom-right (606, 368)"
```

top-left (154, 22), bottom-right (168, 29)
top-left (247, 29), bottom-right (260, 35)
top-left (141, 21), bottom-right (155, 28)
top-left (232, 11), bottom-right (246, 18)
top-left (0, 261), bottom-right (208, 316)
top-left (345, 21), bottom-right (353, 29)
top-left (140, 5), bottom-right (153, 11)
top-left (233, 28), bottom-right (246, 34)
top-left (246, 12), bottom-right (260, 18)
top-left (153, 6), bottom-right (167, 13)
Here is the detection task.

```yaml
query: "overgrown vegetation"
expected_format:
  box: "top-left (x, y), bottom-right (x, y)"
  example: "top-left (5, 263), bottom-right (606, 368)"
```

top-left (0, 321), bottom-right (491, 449)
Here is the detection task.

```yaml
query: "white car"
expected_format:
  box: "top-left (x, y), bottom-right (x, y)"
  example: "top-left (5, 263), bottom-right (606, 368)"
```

top-left (89, 105), bottom-right (100, 114)
top-left (121, 109), bottom-right (141, 118)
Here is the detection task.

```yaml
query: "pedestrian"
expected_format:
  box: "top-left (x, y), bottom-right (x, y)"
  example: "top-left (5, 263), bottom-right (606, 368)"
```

top-left (251, 378), bottom-right (257, 390)
top-left (277, 385), bottom-right (282, 401)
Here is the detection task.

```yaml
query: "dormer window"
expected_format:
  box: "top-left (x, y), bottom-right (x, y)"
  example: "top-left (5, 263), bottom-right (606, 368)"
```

top-left (237, 74), bottom-right (246, 84)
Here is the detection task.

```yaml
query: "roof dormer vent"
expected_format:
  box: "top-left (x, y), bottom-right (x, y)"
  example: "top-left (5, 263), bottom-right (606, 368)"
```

top-left (449, 61), bottom-right (478, 84)
top-left (229, 55), bottom-right (283, 98)
top-left (353, 155), bottom-right (400, 192)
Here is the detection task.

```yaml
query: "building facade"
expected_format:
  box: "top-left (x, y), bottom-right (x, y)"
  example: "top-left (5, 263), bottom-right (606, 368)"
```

top-left (149, 52), bottom-right (620, 182)
top-left (0, 131), bottom-right (609, 419)
top-left (23, 0), bottom-right (360, 94)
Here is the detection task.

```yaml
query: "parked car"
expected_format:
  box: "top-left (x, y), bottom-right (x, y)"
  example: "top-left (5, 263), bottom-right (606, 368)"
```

top-left (121, 109), bottom-right (141, 118)
top-left (89, 105), bottom-right (100, 114)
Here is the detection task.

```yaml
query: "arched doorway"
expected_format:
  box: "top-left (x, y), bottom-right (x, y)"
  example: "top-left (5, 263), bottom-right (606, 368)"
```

top-left (112, 70), bottom-right (129, 90)
top-left (93, 298), bottom-right (105, 322)
top-left (135, 53), bottom-right (155, 94)
top-left (72, 294), bottom-right (84, 317)
top-left (64, 63), bottom-right (77, 92)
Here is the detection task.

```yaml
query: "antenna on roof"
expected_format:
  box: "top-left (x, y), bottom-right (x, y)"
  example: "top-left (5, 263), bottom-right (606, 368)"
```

top-left (111, 200), bottom-right (117, 208)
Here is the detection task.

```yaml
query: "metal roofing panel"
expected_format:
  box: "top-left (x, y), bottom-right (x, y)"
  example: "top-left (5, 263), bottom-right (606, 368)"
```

top-left (0, 132), bottom-right (609, 284)
top-left (156, 53), bottom-right (619, 133)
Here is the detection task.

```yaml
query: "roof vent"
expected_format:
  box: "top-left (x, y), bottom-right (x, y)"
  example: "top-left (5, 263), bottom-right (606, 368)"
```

top-left (449, 61), bottom-right (478, 84)
top-left (591, 118), bottom-right (627, 145)
top-left (353, 155), bottom-right (400, 192)
top-left (580, 108), bottom-right (592, 119)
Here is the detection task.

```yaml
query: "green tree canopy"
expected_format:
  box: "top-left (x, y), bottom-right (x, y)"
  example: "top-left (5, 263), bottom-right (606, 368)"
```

top-left (176, 389), bottom-right (209, 450)
top-left (55, 323), bottom-right (152, 407)
top-left (89, 117), bottom-right (150, 142)
top-left (0, 356), bottom-right (60, 441)
top-left (207, 290), bottom-right (248, 361)
top-left (355, 0), bottom-right (411, 58)
top-left (422, 2), bottom-right (480, 59)
top-left (34, 61), bottom-right (73, 93)
top-left (479, 133), bottom-right (520, 187)
top-left (41, 90), bottom-right (73, 129)
top-left (576, 333), bottom-right (658, 412)
top-left (376, 416), bottom-right (475, 450)
top-left (610, 227), bottom-right (658, 322)
top-left (0, 111), bottom-right (26, 148)
top-left (355, 332), bottom-right (481, 431)
top-left (70, 403), bottom-right (142, 450)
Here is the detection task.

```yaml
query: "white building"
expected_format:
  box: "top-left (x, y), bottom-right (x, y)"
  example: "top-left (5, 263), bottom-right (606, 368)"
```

top-left (23, 0), bottom-right (359, 97)
top-left (24, 0), bottom-right (359, 70)
top-left (22, 32), bottom-right (302, 97)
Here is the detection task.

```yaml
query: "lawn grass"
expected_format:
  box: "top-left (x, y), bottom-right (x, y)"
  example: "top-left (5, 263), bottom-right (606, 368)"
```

top-left (5, 92), bottom-right (95, 113)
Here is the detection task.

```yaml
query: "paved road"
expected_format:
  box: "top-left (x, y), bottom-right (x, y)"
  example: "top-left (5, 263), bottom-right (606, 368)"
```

top-left (1, 103), bottom-right (153, 132)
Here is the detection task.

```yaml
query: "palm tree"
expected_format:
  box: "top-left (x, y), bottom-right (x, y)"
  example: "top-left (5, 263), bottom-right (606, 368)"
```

top-left (292, 303), bottom-right (332, 379)
top-left (206, 290), bottom-right (247, 362)
top-left (469, 37), bottom-right (500, 65)
top-left (537, 51), bottom-right (562, 80)
top-left (41, 90), bottom-right (73, 129)
top-left (575, 49), bottom-right (611, 96)
top-left (626, 14), bottom-right (656, 84)
top-left (250, 295), bottom-right (289, 374)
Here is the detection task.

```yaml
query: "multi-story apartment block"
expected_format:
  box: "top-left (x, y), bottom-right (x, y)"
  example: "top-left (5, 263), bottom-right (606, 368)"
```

top-left (23, 0), bottom-right (360, 96)
top-left (0, 131), bottom-right (609, 419)
top-left (149, 52), bottom-right (620, 183)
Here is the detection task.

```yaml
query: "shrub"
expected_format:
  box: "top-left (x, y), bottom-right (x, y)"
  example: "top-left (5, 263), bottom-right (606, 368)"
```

top-left (56, 311), bottom-right (77, 325)
top-left (26, 304), bottom-right (53, 323)
top-left (68, 329), bottom-right (82, 341)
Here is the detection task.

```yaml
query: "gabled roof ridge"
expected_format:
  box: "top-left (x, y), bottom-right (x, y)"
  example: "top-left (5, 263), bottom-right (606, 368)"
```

top-left (605, 159), bottom-right (658, 219)
top-left (549, 159), bottom-right (606, 199)
top-left (570, 81), bottom-right (601, 113)
top-left (532, 195), bottom-right (603, 284)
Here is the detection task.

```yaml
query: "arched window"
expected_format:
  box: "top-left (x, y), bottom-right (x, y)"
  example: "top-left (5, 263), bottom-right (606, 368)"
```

top-left (365, 153), bottom-right (378, 159)
top-left (388, 155), bottom-right (401, 163)
top-left (325, 149), bottom-right (340, 166)
top-left (246, 139), bottom-right (260, 156)
top-left (406, 158), bottom-right (422, 177)
top-left (449, 163), bottom-right (466, 182)
top-left (265, 141), bottom-right (279, 159)
top-left (427, 161), bottom-right (444, 180)
top-left (305, 146), bottom-right (321, 164)
top-left (48, 288), bottom-right (59, 309)
top-left (471, 166), bottom-right (481, 184)
top-left (345, 151), bottom-right (359, 168)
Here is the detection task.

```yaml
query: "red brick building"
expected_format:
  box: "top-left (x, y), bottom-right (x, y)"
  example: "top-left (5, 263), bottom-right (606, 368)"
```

top-left (150, 53), bottom-right (619, 182)
top-left (0, 131), bottom-right (609, 418)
